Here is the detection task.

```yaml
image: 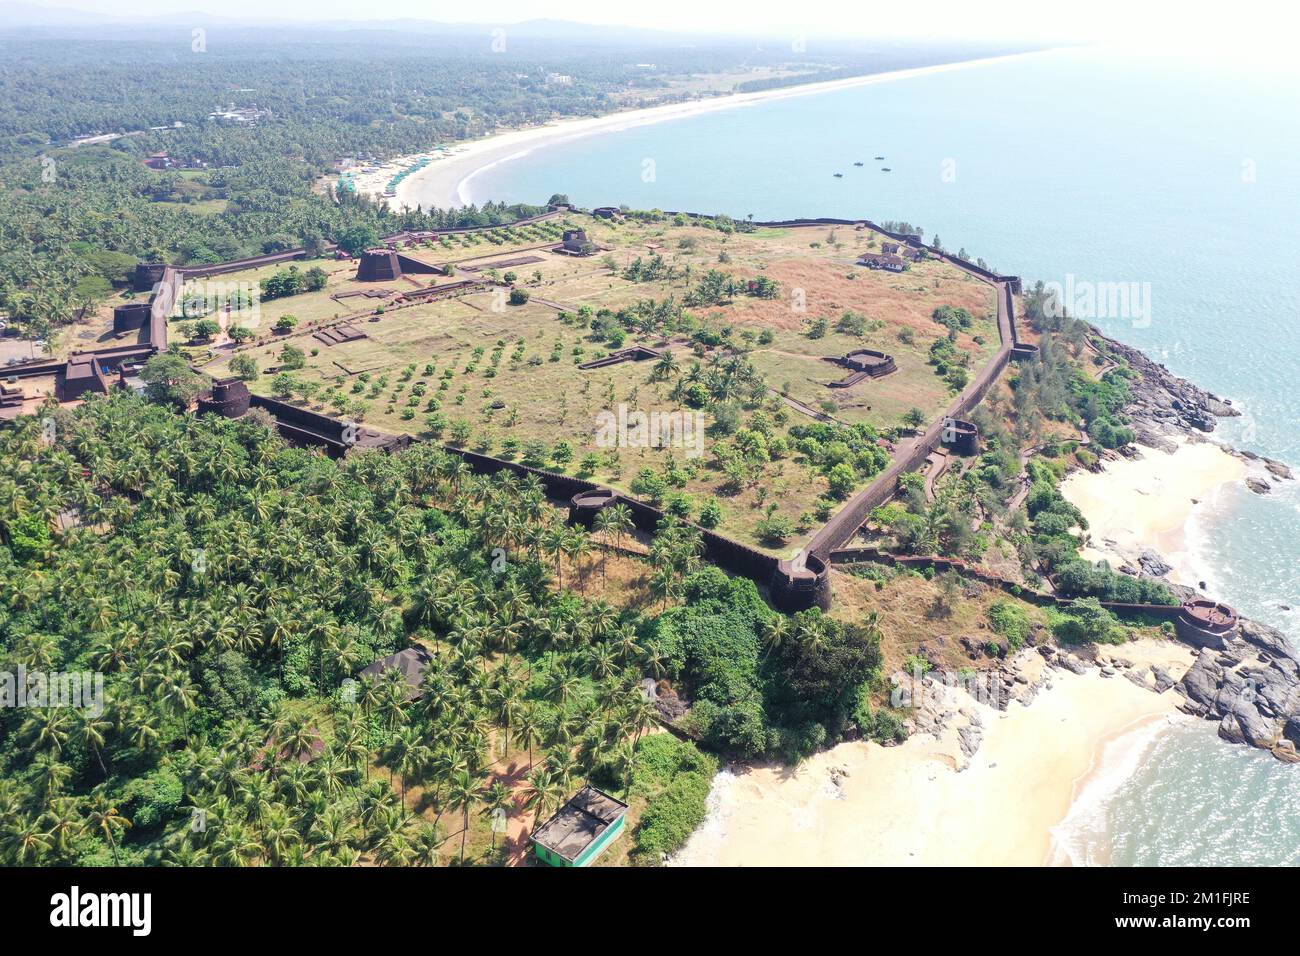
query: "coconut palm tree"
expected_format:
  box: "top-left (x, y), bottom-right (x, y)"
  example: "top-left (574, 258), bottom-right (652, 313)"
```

top-left (446, 769), bottom-right (480, 865)
top-left (651, 349), bottom-right (680, 381)
top-left (515, 706), bottom-right (542, 770)
top-left (85, 789), bottom-right (131, 865)
top-left (480, 781), bottom-right (513, 850)
top-left (522, 768), bottom-right (564, 835)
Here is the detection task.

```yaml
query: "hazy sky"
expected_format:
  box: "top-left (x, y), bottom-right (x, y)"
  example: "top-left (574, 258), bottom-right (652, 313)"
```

top-left (10, 0), bottom-right (1291, 52)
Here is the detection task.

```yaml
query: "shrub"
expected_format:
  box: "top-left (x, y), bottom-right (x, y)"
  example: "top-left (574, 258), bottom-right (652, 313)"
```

top-left (1051, 597), bottom-right (1123, 644)
top-left (987, 600), bottom-right (1033, 649)
top-left (629, 736), bottom-right (718, 864)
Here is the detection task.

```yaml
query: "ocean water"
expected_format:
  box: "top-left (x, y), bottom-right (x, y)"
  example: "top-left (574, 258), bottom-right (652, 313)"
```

top-left (464, 46), bottom-right (1300, 865)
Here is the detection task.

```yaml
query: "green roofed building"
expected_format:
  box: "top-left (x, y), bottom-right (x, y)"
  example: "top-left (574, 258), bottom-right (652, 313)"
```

top-left (531, 785), bottom-right (629, 867)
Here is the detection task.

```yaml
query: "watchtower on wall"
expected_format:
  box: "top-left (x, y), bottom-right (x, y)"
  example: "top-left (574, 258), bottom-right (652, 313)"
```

top-left (197, 377), bottom-right (252, 418)
top-left (1176, 599), bottom-right (1240, 649)
top-left (940, 418), bottom-right (980, 455)
top-left (356, 249), bottom-right (402, 281)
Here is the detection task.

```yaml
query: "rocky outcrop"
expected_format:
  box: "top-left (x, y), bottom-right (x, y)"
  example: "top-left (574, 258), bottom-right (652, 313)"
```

top-left (1137, 549), bottom-right (1172, 577)
top-left (1246, 477), bottom-right (1271, 495)
top-left (1265, 459), bottom-right (1293, 481)
top-left (1096, 332), bottom-right (1240, 437)
top-left (1176, 618), bottom-right (1300, 763)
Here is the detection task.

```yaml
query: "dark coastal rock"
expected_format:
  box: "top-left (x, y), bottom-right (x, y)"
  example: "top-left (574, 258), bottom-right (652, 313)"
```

top-left (1263, 460), bottom-right (1294, 481)
top-left (1060, 654), bottom-right (1089, 676)
top-left (1124, 666), bottom-right (1152, 689)
top-left (1217, 713), bottom-right (1247, 744)
top-left (1240, 618), bottom-right (1300, 665)
top-left (1020, 677), bottom-right (1046, 704)
top-left (1137, 549), bottom-right (1172, 577)
top-left (1151, 665), bottom-right (1177, 693)
top-left (958, 724), bottom-right (983, 758)
top-left (1265, 459), bottom-right (1294, 481)
top-left (1176, 620), bottom-right (1300, 761)
top-left (1133, 427), bottom-right (1179, 454)
top-left (1246, 477), bottom-right (1271, 495)
top-left (1178, 649), bottom-right (1224, 714)
top-left (1097, 330), bottom-right (1240, 439)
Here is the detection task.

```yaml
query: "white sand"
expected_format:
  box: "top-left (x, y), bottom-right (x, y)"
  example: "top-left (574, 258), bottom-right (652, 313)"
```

top-left (670, 639), bottom-right (1193, 867)
top-left (384, 50), bottom-right (1055, 211)
top-left (1060, 437), bottom-right (1245, 588)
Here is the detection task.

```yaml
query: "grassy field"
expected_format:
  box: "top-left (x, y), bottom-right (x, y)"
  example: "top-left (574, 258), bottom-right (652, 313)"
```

top-left (201, 216), bottom-right (1005, 552)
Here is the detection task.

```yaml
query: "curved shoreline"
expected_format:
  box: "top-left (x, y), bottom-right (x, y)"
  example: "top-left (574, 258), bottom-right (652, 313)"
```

top-left (1061, 436), bottom-right (1247, 590)
top-left (1048, 711), bottom-right (1187, 866)
top-left (669, 639), bottom-right (1193, 867)
top-left (390, 49), bottom-right (1060, 211)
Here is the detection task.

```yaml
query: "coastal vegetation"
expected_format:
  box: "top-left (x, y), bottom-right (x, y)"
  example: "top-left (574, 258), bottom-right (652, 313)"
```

top-left (654, 568), bottom-right (882, 760)
top-left (0, 20), bottom-right (1221, 869)
top-left (0, 391), bottom-right (875, 865)
top-left (622, 734), bottom-right (717, 863)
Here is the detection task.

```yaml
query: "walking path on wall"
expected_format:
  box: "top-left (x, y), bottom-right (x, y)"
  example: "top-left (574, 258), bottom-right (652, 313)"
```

top-left (800, 270), bottom-right (1017, 563)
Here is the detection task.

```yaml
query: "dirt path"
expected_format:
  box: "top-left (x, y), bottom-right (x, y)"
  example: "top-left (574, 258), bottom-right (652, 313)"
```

top-left (923, 450), bottom-right (950, 502)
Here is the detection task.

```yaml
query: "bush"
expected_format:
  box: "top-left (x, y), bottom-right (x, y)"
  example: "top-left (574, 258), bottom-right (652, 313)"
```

top-left (1052, 597), bottom-right (1123, 644)
top-left (698, 497), bottom-right (724, 529)
top-left (852, 689), bottom-right (908, 744)
top-left (279, 345), bottom-right (306, 370)
top-left (987, 600), bottom-right (1032, 649)
top-left (629, 736), bottom-right (718, 864)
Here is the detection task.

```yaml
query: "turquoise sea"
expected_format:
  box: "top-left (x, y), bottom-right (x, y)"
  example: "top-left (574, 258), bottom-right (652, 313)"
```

top-left (461, 46), bottom-right (1300, 865)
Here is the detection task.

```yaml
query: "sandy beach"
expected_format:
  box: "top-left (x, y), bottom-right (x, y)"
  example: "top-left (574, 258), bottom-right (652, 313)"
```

top-left (670, 638), bottom-right (1194, 867)
top-left (380, 50), bottom-right (1054, 211)
top-left (1060, 436), bottom-right (1246, 588)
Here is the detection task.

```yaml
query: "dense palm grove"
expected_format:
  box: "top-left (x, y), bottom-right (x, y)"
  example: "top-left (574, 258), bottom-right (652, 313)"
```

top-left (0, 394), bottom-right (880, 865)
